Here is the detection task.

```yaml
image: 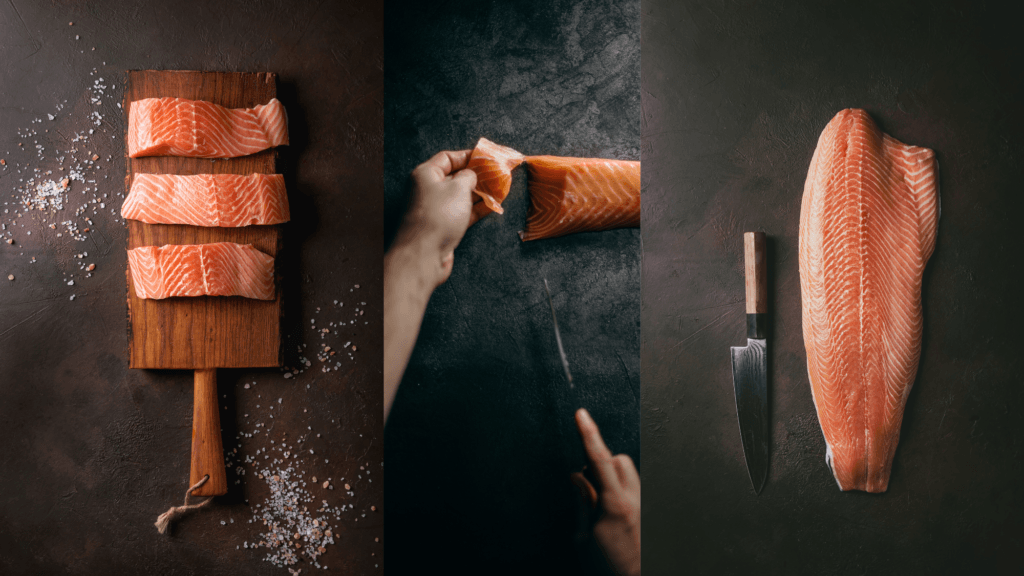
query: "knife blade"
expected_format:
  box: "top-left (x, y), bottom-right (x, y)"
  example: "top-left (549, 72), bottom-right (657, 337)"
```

top-left (543, 278), bottom-right (587, 470)
top-left (730, 231), bottom-right (770, 494)
top-left (544, 278), bottom-right (574, 389)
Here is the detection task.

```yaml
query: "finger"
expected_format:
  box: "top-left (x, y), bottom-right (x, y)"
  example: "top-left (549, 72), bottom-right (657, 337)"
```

top-left (420, 149), bottom-right (474, 177)
top-left (570, 471), bottom-right (598, 508)
top-left (438, 252), bottom-right (454, 285)
top-left (575, 408), bottom-right (618, 489)
top-left (446, 149), bottom-right (474, 172)
top-left (613, 454), bottom-right (641, 490)
top-left (469, 209), bottom-right (483, 227)
top-left (469, 198), bottom-right (491, 226)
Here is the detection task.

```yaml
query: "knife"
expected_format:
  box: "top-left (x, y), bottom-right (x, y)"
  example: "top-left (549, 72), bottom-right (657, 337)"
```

top-left (730, 231), bottom-right (770, 494)
top-left (544, 278), bottom-right (603, 563)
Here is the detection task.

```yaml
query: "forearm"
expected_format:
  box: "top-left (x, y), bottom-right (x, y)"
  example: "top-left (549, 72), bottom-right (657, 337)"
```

top-left (383, 241), bottom-right (438, 420)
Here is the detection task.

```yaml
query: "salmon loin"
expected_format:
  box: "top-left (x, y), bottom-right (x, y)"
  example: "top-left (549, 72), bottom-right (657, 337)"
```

top-left (799, 109), bottom-right (939, 493)
top-left (122, 174), bottom-right (290, 227)
top-left (519, 156), bottom-right (640, 241)
top-left (128, 242), bottom-right (275, 300)
top-left (127, 97), bottom-right (288, 158)
top-left (467, 138), bottom-right (525, 223)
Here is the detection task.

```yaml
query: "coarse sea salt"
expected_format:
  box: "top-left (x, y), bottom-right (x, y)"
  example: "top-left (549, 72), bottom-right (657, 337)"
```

top-left (4, 60), bottom-right (115, 289)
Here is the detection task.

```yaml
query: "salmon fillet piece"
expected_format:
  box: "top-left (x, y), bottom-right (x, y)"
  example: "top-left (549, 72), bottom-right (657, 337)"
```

top-left (122, 174), bottom-right (289, 227)
top-left (519, 156), bottom-right (640, 241)
top-left (127, 97), bottom-right (288, 158)
top-left (128, 242), bottom-right (275, 300)
top-left (467, 138), bottom-right (525, 224)
top-left (799, 109), bottom-right (939, 492)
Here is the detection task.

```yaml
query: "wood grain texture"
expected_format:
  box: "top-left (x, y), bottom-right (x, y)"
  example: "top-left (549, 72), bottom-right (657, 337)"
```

top-left (744, 231), bottom-right (767, 314)
top-left (125, 70), bottom-right (283, 369)
top-left (190, 369), bottom-right (227, 496)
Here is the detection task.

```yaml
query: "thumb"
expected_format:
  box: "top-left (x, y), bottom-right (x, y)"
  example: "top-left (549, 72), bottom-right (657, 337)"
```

top-left (451, 167), bottom-right (478, 190)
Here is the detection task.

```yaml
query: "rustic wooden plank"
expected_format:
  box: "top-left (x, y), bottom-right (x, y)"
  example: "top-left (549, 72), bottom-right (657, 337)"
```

top-left (125, 70), bottom-right (282, 369)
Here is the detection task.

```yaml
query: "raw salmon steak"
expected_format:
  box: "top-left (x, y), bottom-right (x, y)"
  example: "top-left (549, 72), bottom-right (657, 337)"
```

top-left (128, 242), bottom-right (275, 300)
top-left (122, 173), bottom-right (289, 227)
top-left (799, 109), bottom-right (938, 493)
top-left (467, 138), bottom-right (525, 224)
top-left (127, 97), bottom-right (288, 158)
top-left (519, 156), bottom-right (640, 241)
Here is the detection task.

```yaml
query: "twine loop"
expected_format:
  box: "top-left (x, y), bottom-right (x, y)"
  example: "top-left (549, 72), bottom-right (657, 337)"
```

top-left (155, 475), bottom-right (215, 534)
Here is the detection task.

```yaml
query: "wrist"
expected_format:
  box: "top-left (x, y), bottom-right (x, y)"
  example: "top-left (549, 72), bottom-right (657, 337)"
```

top-left (385, 240), bottom-right (442, 298)
top-left (392, 212), bottom-right (445, 256)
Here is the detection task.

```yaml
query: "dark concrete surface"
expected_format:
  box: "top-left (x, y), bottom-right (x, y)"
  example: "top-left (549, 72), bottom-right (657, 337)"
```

top-left (0, 2), bottom-right (382, 574)
top-left (383, 0), bottom-right (639, 573)
top-left (642, 1), bottom-right (1023, 574)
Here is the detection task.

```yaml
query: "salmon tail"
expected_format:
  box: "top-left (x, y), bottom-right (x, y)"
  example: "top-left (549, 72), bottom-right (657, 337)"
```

top-left (467, 138), bottom-right (525, 218)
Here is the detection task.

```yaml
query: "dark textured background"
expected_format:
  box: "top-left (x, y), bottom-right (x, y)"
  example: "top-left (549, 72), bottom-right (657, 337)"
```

top-left (383, 0), bottom-right (639, 573)
top-left (642, 1), bottom-right (1023, 574)
top-left (0, 1), bottom-right (382, 574)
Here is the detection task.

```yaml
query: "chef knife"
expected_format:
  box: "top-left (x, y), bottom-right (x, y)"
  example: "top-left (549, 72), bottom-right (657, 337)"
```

top-left (730, 231), bottom-right (770, 494)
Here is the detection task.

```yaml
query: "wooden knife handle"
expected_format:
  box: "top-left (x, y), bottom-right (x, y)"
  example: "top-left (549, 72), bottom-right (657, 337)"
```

top-left (190, 368), bottom-right (227, 497)
top-left (744, 232), bottom-right (767, 314)
top-left (744, 232), bottom-right (767, 339)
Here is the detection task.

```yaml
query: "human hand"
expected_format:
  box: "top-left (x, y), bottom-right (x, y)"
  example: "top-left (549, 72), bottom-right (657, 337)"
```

top-left (393, 149), bottom-right (477, 287)
top-left (571, 408), bottom-right (641, 576)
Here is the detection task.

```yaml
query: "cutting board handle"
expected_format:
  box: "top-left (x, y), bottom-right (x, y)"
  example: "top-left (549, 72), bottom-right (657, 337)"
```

top-left (190, 369), bottom-right (227, 497)
top-left (744, 232), bottom-right (767, 338)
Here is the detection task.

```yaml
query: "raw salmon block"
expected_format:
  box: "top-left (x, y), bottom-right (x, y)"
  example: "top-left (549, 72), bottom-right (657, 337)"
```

top-left (122, 173), bottom-right (289, 227)
top-left (127, 97), bottom-right (288, 158)
top-left (519, 156), bottom-right (640, 241)
top-left (128, 242), bottom-right (275, 300)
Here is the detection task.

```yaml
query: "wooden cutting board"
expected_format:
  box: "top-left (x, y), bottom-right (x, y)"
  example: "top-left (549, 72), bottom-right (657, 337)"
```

top-left (125, 70), bottom-right (284, 496)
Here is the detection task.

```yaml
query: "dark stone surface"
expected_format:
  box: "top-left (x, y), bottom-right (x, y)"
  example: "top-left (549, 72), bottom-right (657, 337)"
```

top-left (643, 1), bottom-right (1023, 574)
top-left (0, 2), bottom-right (382, 574)
top-left (383, 0), bottom-right (639, 572)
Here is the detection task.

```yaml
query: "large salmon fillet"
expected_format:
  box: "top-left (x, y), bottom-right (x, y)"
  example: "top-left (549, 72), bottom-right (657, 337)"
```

top-left (122, 174), bottom-right (289, 227)
top-left (128, 242), bottom-right (275, 300)
top-left (799, 109), bottom-right (939, 493)
top-left (127, 97), bottom-right (288, 158)
top-left (519, 156), bottom-right (640, 241)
